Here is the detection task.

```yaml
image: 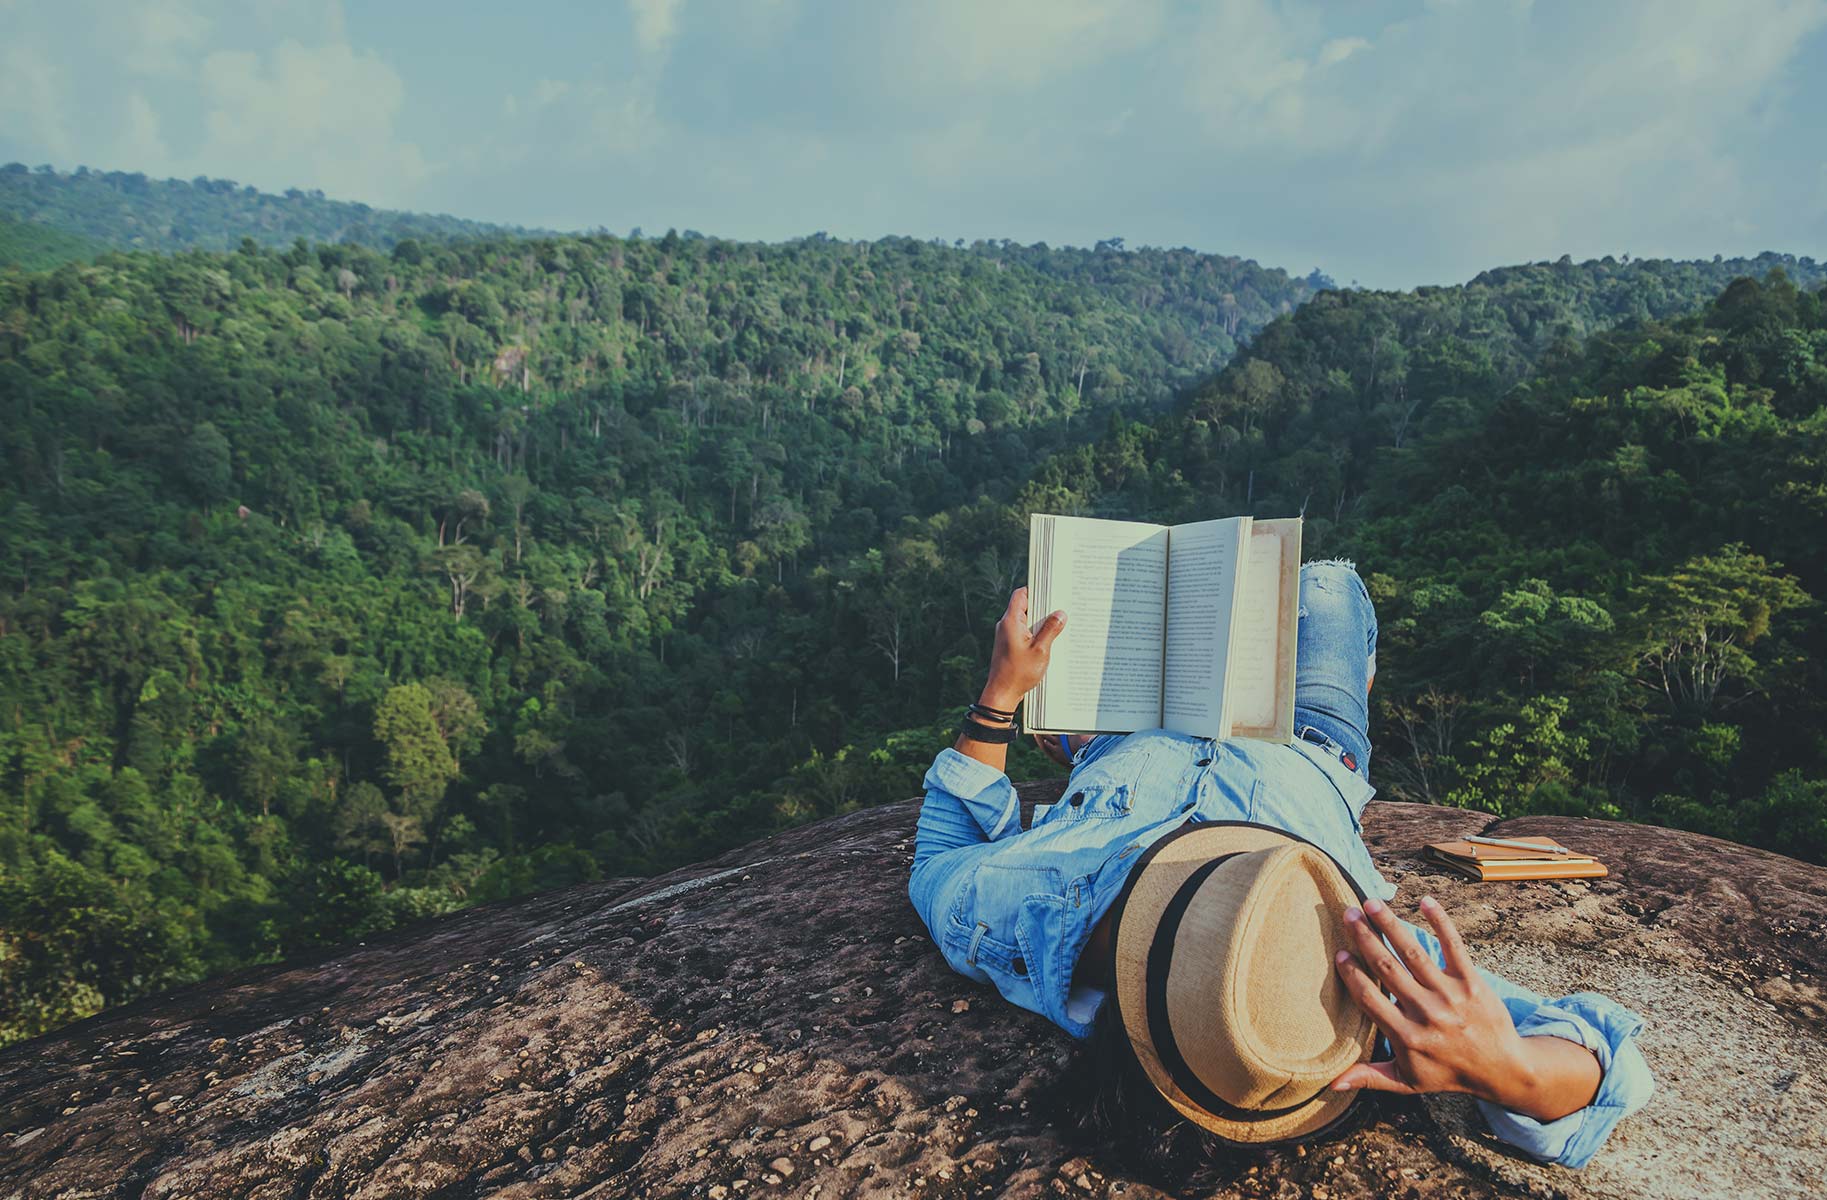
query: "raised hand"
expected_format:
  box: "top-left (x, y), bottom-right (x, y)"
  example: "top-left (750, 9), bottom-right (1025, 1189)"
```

top-left (982, 586), bottom-right (1066, 710)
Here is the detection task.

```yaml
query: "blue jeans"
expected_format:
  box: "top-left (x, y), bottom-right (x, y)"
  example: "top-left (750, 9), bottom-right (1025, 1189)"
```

top-left (1292, 560), bottom-right (1377, 780)
top-left (1060, 560), bottom-right (1379, 776)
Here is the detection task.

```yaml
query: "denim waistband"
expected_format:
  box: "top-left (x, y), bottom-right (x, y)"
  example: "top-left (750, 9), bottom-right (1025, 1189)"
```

top-left (1294, 710), bottom-right (1371, 781)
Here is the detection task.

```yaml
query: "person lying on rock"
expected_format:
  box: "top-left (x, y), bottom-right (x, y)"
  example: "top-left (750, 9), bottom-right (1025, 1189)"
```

top-left (909, 561), bottom-right (1652, 1168)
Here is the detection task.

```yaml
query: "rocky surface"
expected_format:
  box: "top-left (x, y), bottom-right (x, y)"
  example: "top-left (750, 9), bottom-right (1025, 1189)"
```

top-left (2, 784), bottom-right (1823, 1199)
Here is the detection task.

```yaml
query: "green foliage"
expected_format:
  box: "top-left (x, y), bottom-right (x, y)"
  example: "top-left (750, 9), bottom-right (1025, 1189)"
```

top-left (1038, 269), bottom-right (1827, 857)
top-left (4, 167), bottom-right (1826, 1046)
top-left (0, 213), bottom-right (108, 271)
top-left (0, 216), bottom-right (1315, 1044)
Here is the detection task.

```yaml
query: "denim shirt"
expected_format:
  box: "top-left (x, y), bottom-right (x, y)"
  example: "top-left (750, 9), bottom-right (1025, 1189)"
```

top-left (908, 729), bottom-right (1654, 1169)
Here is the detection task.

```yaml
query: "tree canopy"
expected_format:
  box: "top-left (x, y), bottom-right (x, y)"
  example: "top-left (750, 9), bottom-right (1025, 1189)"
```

top-left (3, 172), bottom-right (1825, 1047)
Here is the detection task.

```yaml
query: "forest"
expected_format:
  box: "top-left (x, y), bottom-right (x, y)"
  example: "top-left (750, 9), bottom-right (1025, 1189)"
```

top-left (0, 200), bottom-right (1321, 1043)
top-left (2, 172), bottom-right (1825, 1047)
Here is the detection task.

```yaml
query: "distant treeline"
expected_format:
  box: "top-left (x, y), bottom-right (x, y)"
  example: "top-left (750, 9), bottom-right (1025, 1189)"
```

top-left (0, 163), bottom-right (531, 261)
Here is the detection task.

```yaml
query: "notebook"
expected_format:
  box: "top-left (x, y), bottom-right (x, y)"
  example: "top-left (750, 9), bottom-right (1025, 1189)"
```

top-left (1424, 835), bottom-right (1608, 882)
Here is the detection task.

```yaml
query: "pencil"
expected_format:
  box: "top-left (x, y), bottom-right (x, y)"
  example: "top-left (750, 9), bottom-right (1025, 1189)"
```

top-left (1465, 834), bottom-right (1570, 856)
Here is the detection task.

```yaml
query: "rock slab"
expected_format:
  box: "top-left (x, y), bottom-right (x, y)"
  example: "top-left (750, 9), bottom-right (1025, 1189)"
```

top-left (2, 786), bottom-right (1823, 1199)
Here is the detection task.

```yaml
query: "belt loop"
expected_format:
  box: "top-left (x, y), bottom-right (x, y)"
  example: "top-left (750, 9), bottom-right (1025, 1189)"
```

top-left (966, 921), bottom-right (989, 966)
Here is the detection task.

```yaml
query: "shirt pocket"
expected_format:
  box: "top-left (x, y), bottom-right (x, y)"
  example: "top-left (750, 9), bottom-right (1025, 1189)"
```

top-left (1048, 779), bottom-right (1134, 820)
top-left (1045, 740), bottom-right (1155, 823)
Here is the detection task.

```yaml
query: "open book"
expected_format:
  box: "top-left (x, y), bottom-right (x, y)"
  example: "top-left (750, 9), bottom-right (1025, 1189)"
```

top-left (1023, 514), bottom-right (1301, 740)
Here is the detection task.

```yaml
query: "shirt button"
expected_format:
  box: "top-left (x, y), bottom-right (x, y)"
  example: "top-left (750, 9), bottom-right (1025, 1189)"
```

top-left (1068, 791), bottom-right (1085, 807)
top-left (1195, 757), bottom-right (1212, 767)
top-left (1011, 957), bottom-right (1027, 976)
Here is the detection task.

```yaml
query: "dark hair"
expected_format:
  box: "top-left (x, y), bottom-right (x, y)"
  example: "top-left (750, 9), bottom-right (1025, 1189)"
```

top-left (1077, 1004), bottom-right (1241, 1179)
top-left (1073, 1006), bottom-right (1373, 1185)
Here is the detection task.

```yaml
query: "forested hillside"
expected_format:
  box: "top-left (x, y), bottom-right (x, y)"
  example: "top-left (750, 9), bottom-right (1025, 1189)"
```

top-left (0, 228), bottom-right (1317, 1043)
top-left (2, 200), bottom-right (1823, 1047)
top-left (1025, 269), bottom-right (1827, 864)
top-left (0, 214), bottom-right (109, 273)
top-left (0, 164), bottom-right (527, 261)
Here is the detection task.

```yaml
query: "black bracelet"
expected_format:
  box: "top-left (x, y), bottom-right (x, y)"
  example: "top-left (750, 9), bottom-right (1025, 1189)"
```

top-left (960, 714), bottom-right (1019, 744)
top-left (968, 701), bottom-right (1017, 724)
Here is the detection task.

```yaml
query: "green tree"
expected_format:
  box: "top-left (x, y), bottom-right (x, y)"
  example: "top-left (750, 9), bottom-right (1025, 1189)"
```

top-left (1628, 546), bottom-right (1809, 713)
top-left (373, 684), bottom-right (459, 826)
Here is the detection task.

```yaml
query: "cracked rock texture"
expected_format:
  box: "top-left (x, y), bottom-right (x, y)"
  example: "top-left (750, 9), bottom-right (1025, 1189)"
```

top-left (2, 785), bottom-right (1824, 1199)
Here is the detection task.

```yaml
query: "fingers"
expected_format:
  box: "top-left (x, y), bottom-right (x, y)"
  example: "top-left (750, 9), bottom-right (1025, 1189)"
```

top-left (1006, 586), bottom-right (1028, 623)
top-left (1333, 946), bottom-right (1414, 1040)
top-left (1342, 902), bottom-right (1431, 1012)
top-left (1030, 609), bottom-right (1067, 651)
top-left (1361, 897), bottom-right (1449, 993)
top-left (1419, 895), bottom-right (1478, 979)
top-left (1330, 1060), bottom-right (1418, 1096)
top-left (1032, 733), bottom-right (1071, 766)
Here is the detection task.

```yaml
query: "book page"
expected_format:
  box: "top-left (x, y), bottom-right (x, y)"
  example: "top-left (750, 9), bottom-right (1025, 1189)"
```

top-left (1161, 517), bottom-right (1247, 737)
top-left (1225, 519), bottom-right (1302, 742)
top-left (1025, 515), bottom-right (1169, 734)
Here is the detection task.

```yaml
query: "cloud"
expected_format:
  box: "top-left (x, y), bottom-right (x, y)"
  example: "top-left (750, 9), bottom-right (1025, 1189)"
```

top-left (0, 0), bottom-right (429, 204)
top-left (1316, 36), bottom-right (1370, 67)
top-left (629, 0), bottom-right (685, 56)
top-left (121, 92), bottom-right (173, 168)
top-left (0, 38), bottom-right (73, 162)
top-left (876, 0), bottom-right (1165, 93)
top-left (907, 116), bottom-right (997, 185)
top-left (192, 38), bottom-right (427, 201)
top-left (1175, 0), bottom-right (1373, 153)
top-left (119, 0), bottom-right (213, 76)
top-left (5, 0), bottom-right (1825, 286)
top-left (1150, 0), bottom-right (1827, 278)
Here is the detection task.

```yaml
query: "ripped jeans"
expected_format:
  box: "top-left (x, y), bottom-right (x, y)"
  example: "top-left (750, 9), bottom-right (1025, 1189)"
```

top-left (1291, 560), bottom-right (1377, 781)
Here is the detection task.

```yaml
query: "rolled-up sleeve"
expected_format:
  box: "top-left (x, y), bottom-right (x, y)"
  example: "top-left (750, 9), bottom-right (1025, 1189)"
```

top-left (1473, 989), bottom-right (1653, 1168)
top-left (908, 750), bottom-right (1021, 948)
top-left (911, 749), bottom-right (1021, 871)
top-left (1409, 923), bottom-right (1654, 1168)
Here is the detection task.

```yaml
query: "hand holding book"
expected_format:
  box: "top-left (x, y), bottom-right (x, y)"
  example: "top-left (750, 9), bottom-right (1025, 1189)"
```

top-left (982, 585), bottom-right (1067, 711)
top-left (953, 586), bottom-right (1067, 775)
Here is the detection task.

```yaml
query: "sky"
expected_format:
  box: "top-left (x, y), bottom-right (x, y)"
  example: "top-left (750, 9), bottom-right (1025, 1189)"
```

top-left (2, 0), bottom-right (1825, 288)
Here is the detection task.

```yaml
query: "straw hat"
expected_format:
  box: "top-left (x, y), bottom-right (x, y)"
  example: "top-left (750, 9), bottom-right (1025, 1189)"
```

top-left (1107, 821), bottom-right (1378, 1145)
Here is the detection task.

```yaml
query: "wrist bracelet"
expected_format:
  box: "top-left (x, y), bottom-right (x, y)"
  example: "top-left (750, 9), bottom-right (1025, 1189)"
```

top-left (960, 714), bottom-right (1019, 744)
top-left (968, 701), bottom-right (1018, 724)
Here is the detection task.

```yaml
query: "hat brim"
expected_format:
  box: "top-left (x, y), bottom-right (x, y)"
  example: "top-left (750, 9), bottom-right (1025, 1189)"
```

top-left (1108, 821), bottom-right (1376, 1146)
